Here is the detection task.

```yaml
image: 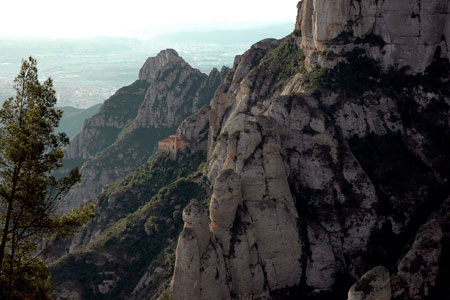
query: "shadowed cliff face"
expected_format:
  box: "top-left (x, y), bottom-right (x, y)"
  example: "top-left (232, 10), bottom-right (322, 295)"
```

top-left (171, 1), bottom-right (450, 299)
top-left (59, 50), bottom-right (229, 212)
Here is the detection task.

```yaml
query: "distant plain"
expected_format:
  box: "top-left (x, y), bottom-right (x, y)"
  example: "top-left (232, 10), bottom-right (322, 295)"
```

top-left (0, 22), bottom-right (293, 108)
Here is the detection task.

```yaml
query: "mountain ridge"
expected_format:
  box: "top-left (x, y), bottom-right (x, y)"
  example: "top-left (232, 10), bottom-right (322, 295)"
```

top-left (49, 1), bottom-right (450, 300)
top-left (58, 49), bottom-right (228, 212)
top-left (169, 1), bottom-right (450, 299)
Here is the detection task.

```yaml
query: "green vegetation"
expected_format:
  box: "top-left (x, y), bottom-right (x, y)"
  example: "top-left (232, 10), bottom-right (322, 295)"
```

top-left (300, 67), bottom-right (330, 93)
top-left (258, 37), bottom-right (306, 96)
top-left (298, 44), bottom-right (450, 100)
top-left (254, 35), bottom-right (385, 98)
top-left (96, 150), bottom-right (206, 225)
top-left (50, 151), bottom-right (209, 300)
top-left (298, 48), bottom-right (382, 97)
top-left (94, 126), bottom-right (176, 169)
top-left (349, 133), bottom-right (434, 220)
top-left (0, 57), bottom-right (94, 300)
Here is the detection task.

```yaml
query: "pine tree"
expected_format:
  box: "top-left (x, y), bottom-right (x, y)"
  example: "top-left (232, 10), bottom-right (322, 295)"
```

top-left (0, 57), bottom-right (94, 300)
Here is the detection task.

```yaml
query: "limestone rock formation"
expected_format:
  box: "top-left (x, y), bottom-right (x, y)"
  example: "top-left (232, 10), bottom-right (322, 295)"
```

top-left (296, 0), bottom-right (450, 72)
top-left (348, 266), bottom-right (391, 300)
top-left (171, 200), bottom-right (212, 300)
top-left (391, 219), bottom-right (444, 300)
top-left (177, 105), bottom-right (211, 152)
top-left (135, 53), bottom-right (228, 129)
top-left (348, 216), bottom-right (447, 300)
top-left (171, 1), bottom-right (450, 299)
top-left (60, 50), bottom-right (228, 212)
top-left (50, 1), bottom-right (450, 299)
top-left (139, 49), bottom-right (184, 82)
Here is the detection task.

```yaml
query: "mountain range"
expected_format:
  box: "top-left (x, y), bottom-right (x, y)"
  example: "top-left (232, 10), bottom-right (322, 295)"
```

top-left (0, 22), bottom-right (293, 108)
top-left (48, 1), bottom-right (450, 300)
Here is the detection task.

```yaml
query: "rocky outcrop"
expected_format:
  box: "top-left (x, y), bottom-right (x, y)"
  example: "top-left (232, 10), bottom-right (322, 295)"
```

top-left (171, 1), bottom-right (450, 298)
top-left (177, 105), bottom-right (211, 152)
top-left (135, 56), bottom-right (228, 129)
top-left (348, 266), bottom-right (391, 300)
top-left (348, 217), bottom-right (446, 300)
top-left (139, 49), bottom-right (184, 82)
top-left (391, 219), bottom-right (444, 300)
top-left (296, 0), bottom-right (450, 72)
top-left (60, 50), bottom-right (228, 212)
top-left (171, 200), bottom-right (213, 300)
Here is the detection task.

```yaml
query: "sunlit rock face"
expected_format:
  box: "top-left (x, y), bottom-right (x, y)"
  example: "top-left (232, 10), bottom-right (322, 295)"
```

top-left (296, 0), bottom-right (450, 73)
top-left (171, 1), bottom-right (450, 299)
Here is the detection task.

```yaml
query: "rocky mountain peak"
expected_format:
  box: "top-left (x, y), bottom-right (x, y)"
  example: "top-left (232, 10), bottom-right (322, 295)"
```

top-left (296, 0), bottom-right (450, 72)
top-left (59, 50), bottom-right (228, 214)
top-left (138, 49), bottom-right (185, 82)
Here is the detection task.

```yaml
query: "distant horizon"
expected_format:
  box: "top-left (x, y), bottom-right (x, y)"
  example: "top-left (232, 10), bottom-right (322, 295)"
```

top-left (0, 21), bottom-right (294, 108)
top-left (0, 0), bottom-right (298, 39)
top-left (0, 20), bottom-right (295, 41)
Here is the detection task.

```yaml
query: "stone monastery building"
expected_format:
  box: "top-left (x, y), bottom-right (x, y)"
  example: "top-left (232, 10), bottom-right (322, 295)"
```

top-left (158, 134), bottom-right (190, 159)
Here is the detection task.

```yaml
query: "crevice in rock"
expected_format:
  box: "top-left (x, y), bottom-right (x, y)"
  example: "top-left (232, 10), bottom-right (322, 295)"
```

top-left (288, 171), bottom-right (312, 289)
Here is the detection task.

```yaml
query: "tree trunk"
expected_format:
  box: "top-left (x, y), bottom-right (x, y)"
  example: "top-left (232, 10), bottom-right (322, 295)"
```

top-left (7, 231), bottom-right (16, 300)
top-left (0, 198), bottom-right (13, 271)
top-left (0, 164), bottom-right (21, 272)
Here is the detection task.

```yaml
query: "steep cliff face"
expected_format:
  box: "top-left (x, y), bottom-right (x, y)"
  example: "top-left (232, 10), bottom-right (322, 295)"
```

top-left (296, 0), bottom-right (450, 73)
top-left (139, 49), bottom-right (185, 82)
top-left (171, 1), bottom-right (450, 299)
top-left (60, 50), bottom-right (228, 212)
top-left (64, 80), bottom-right (150, 162)
top-left (135, 52), bottom-right (228, 128)
top-left (177, 105), bottom-right (211, 152)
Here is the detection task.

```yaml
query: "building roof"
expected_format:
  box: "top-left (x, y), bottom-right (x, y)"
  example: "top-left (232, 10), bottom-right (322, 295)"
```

top-left (159, 138), bottom-right (172, 144)
top-left (158, 134), bottom-right (189, 144)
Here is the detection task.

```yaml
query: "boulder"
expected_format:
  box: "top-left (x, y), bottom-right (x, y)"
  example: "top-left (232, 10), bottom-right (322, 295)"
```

top-left (348, 266), bottom-right (391, 300)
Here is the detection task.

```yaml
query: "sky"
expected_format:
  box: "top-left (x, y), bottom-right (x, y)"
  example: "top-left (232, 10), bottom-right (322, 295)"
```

top-left (0, 0), bottom-right (299, 39)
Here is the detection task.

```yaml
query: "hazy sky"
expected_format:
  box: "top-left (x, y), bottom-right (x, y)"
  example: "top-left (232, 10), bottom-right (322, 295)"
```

top-left (0, 0), bottom-right (299, 38)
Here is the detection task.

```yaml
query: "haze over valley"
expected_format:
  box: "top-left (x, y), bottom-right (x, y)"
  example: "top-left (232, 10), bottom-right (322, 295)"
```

top-left (0, 22), bottom-right (293, 108)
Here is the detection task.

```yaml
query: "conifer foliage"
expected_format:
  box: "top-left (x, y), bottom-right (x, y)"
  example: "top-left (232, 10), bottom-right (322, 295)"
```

top-left (0, 57), bottom-right (94, 300)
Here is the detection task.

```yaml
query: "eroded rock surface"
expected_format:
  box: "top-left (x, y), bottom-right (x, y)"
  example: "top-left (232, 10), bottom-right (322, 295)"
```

top-left (297, 0), bottom-right (450, 72)
top-left (391, 220), bottom-right (444, 300)
top-left (348, 266), bottom-right (391, 300)
top-left (177, 105), bottom-right (211, 152)
top-left (171, 1), bottom-right (450, 298)
top-left (60, 50), bottom-right (228, 212)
